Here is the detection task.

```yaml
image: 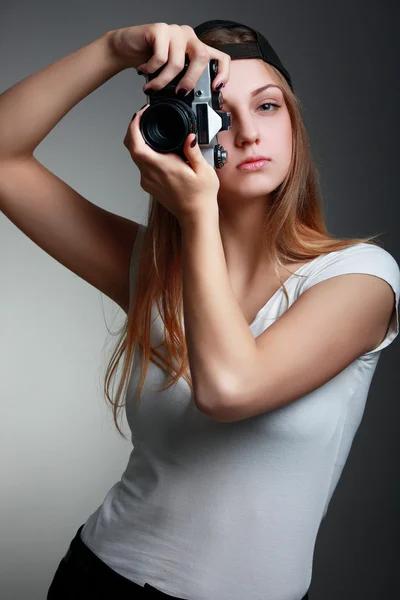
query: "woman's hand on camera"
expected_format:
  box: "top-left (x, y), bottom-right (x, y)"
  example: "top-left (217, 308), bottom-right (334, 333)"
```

top-left (123, 105), bottom-right (220, 225)
top-left (109, 22), bottom-right (231, 95)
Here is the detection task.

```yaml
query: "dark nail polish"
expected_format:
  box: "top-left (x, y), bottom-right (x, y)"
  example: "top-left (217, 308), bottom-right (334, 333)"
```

top-left (216, 82), bottom-right (224, 90)
top-left (137, 70), bottom-right (144, 76)
top-left (131, 112), bottom-right (137, 122)
top-left (177, 88), bottom-right (188, 98)
top-left (190, 137), bottom-right (197, 148)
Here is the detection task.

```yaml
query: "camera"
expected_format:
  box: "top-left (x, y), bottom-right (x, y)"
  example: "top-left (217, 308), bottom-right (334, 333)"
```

top-left (138, 55), bottom-right (231, 169)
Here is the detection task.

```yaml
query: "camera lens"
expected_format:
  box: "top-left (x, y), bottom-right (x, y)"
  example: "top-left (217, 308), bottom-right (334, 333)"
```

top-left (140, 100), bottom-right (196, 153)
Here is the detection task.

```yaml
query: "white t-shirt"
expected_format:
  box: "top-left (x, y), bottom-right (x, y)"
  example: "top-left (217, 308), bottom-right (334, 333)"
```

top-left (81, 224), bottom-right (399, 600)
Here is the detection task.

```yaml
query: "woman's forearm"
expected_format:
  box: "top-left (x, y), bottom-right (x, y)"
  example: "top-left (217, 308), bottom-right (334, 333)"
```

top-left (180, 211), bottom-right (258, 417)
top-left (0, 30), bottom-right (132, 161)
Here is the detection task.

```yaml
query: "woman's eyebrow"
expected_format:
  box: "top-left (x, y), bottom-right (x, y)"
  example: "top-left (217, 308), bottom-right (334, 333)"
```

top-left (221, 84), bottom-right (282, 105)
top-left (251, 84), bottom-right (282, 97)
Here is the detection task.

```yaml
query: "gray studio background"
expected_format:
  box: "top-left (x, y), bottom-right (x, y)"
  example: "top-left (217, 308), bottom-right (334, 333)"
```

top-left (1, 1), bottom-right (398, 599)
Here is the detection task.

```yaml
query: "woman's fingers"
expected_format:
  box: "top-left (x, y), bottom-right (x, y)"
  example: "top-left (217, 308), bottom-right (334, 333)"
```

top-left (173, 42), bottom-right (211, 95)
top-left (136, 23), bottom-right (171, 82)
top-left (123, 103), bottom-right (148, 149)
top-left (179, 25), bottom-right (230, 92)
top-left (127, 105), bottom-right (150, 157)
top-left (138, 25), bottom-right (230, 95)
top-left (143, 36), bottom-right (188, 94)
top-left (140, 26), bottom-right (201, 93)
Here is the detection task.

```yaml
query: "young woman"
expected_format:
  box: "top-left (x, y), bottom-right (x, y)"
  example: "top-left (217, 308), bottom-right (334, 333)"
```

top-left (1, 20), bottom-right (398, 600)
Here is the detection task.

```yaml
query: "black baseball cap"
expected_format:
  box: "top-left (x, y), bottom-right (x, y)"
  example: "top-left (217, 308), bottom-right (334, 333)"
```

top-left (193, 19), bottom-right (294, 92)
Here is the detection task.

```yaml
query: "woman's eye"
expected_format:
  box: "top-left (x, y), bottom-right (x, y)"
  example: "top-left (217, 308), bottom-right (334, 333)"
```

top-left (258, 102), bottom-right (280, 112)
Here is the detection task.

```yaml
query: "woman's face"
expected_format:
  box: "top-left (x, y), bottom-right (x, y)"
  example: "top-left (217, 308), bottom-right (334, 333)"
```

top-left (215, 59), bottom-right (292, 207)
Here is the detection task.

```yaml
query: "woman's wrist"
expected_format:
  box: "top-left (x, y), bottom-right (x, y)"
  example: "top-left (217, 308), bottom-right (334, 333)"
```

top-left (104, 29), bottom-right (140, 71)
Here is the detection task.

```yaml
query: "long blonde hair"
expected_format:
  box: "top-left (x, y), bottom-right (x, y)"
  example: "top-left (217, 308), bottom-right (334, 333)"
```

top-left (104, 25), bottom-right (383, 439)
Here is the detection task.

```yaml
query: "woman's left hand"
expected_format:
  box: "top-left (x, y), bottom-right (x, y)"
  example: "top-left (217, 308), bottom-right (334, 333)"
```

top-left (124, 104), bottom-right (220, 224)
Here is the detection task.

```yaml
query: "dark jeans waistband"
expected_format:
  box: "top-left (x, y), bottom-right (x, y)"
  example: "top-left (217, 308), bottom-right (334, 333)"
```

top-left (59, 523), bottom-right (309, 600)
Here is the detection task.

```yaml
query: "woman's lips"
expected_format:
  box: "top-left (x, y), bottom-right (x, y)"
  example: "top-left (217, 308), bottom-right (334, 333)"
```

top-left (237, 159), bottom-right (269, 171)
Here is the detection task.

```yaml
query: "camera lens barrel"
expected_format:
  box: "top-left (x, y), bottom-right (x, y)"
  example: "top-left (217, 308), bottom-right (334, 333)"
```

top-left (140, 99), bottom-right (197, 154)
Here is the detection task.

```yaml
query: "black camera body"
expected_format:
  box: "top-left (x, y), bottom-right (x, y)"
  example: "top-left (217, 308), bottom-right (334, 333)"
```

top-left (139, 55), bottom-right (231, 169)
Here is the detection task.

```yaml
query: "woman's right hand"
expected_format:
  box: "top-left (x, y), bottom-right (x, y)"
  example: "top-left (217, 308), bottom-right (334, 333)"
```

top-left (109, 22), bottom-right (231, 96)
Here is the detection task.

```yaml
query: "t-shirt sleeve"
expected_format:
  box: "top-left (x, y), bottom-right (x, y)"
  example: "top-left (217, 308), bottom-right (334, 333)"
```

top-left (129, 223), bottom-right (146, 305)
top-left (300, 243), bottom-right (400, 356)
